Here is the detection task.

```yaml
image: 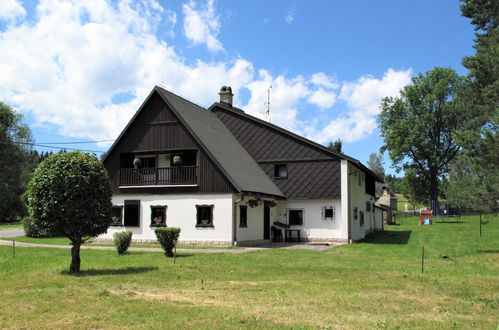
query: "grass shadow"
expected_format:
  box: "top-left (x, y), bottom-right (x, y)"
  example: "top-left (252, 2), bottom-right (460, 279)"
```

top-left (477, 249), bottom-right (499, 254)
top-left (62, 266), bottom-right (158, 276)
top-left (362, 230), bottom-right (412, 245)
top-left (434, 220), bottom-right (466, 224)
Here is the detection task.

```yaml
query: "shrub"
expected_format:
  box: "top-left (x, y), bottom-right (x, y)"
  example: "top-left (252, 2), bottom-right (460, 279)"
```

top-left (23, 217), bottom-right (51, 238)
top-left (155, 227), bottom-right (181, 257)
top-left (113, 231), bottom-right (133, 255)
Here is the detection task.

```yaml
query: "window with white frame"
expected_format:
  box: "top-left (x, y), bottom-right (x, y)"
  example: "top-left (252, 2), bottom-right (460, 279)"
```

top-left (322, 206), bottom-right (335, 220)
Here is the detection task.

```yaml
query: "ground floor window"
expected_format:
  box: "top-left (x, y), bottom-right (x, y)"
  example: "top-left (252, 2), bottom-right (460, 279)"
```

top-left (196, 204), bottom-right (214, 227)
top-left (111, 206), bottom-right (123, 226)
top-left (322, 206), bottom-right (335, 220)
top-left (124, 200), bottom-right (140, 227)
top-left (239, 205), bottom-right (247, 228)
top-left (359, 211), bottom-right (365, 227)
top-left (288, 209), bottom-right (304, 226)
top-left (150, 205), bottom-right (167, 227)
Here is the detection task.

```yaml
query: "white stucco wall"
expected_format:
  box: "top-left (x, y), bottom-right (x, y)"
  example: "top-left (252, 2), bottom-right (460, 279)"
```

top-left (272, 199), bottom-right (343, 241)
top-left (348, 163), bottom-right (377, 241)
top-left (234, 200), bottom-right (268, 242)
top-left (373, 207), bottom-right (383, 231)
top-left (100, 193), bottom-right (234, 244)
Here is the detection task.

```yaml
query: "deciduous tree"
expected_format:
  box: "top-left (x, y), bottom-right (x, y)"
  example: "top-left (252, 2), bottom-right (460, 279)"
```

top-left (379, 67), bottom-right (469, 202)
top-left (0, 102), bottom-right (34, 222)
top-left (27, 152), bottom-right (112, 273)
top-left (367, 152), bottom-right (385, 180)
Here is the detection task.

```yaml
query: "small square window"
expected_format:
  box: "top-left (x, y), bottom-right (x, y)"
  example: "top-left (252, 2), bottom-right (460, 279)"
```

top-left (274, 164), bottom-right (288, 178)
top-left (239, 205), bottom-right (247, 228)
top-left (150, 206), bottom-right (167, 227)
top-left (288, 209), bottom-right (303, 226)
top-left (196, 204), bottom-right (214, 227)
top-left (323, 206), bottom-right (335, 220)
top-left (111, 206), bottom-right (123, 226)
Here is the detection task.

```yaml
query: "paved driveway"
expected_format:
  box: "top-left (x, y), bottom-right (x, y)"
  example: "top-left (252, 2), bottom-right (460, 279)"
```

top-left (0, 229), bottom-right (25, 238)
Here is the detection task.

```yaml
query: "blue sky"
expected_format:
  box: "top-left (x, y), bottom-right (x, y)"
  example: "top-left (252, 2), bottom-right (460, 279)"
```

top-left (0, 0), bottom-right (475, 175)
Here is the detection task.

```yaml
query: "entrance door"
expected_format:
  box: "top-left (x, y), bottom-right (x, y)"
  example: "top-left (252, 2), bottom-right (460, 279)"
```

top-left (263, 204), bottom-right (270, 240)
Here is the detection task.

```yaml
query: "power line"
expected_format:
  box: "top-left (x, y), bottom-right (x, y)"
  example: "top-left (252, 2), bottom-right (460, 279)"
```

top-left (3, 141), bottom-right (106, 154)
top-left (33, 139), bottom-right (114, 145)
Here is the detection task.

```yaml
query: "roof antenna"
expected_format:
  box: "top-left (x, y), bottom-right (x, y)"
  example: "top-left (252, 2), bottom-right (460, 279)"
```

top-left (264, 85), bottom-right (272, 122)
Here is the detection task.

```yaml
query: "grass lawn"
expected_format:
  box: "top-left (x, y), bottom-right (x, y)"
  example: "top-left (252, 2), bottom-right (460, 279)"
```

top-left (0, 221), bottom-right (23, 230)
top-left (1, 215), bottom-right (498, 329)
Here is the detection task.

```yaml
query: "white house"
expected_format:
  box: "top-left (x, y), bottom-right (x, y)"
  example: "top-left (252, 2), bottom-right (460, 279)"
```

top-left (99, 86), bottom-right (384, 245)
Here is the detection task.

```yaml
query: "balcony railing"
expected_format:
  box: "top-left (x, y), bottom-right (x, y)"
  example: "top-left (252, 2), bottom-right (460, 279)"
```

top-left (119, 166), bottom-right (198, 186)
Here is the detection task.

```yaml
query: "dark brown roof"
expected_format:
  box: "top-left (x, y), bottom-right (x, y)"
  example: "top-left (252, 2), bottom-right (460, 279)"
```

top-left (209, 101), bottom-right (384, 182)
top-left (104, 86), bottom-right (284, 198)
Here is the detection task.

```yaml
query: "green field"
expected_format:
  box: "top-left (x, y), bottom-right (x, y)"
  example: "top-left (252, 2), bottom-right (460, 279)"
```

top-left (1, 215), bottom-right (498, 329)
top-left (0, 221), bottom-right (23, 230)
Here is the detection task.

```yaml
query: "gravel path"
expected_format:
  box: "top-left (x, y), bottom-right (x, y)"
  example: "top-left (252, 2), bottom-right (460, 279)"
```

top-left (0, 228), bottom-right (25, 238)
top-left (0, 229), bottom-right (341, 253)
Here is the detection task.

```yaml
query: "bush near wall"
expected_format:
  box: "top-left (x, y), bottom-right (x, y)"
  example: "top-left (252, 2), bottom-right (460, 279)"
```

top-left (113, 231), bottom-right (133, 255)
top-left (155, 227), bottom-right (181, 257)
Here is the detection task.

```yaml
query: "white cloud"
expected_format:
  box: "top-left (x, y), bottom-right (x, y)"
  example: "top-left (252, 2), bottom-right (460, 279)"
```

top-left (310, 68), bottom-right (413, 143)
top-left (285, 7), bottom-right (296, 24)
top-left (182, 0), bottom-right (223, 52)
top-left (0, 0), bottom-right (413, 148)
top-left (0, 0), bottom-right (26, 21)
top-left (243, 70), bottom-right (311, 134)
top-left (0, 0), bottom-right (241, 141)
top-left (310, 72), bottom-right (339, 89)
top-left (308, 88), bottom-right (337, 109)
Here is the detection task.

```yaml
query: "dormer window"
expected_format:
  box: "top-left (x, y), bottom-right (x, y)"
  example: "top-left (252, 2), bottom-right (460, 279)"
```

top-left (274, 164), bottom-right (288, 179)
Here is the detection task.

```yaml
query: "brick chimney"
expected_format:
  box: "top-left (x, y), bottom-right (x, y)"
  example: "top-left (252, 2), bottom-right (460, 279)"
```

top-left (219, 86), bottom-right (233, 106)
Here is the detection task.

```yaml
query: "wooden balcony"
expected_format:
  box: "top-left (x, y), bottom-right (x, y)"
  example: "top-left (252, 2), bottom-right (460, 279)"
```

top-left (119, 166), bottom-right (198, 187)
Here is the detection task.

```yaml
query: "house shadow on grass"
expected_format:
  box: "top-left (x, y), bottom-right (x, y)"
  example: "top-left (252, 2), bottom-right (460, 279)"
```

top-left (361, 230), bottom-right (412, 245)
top-left (62, 266), bottom-right (158, 277)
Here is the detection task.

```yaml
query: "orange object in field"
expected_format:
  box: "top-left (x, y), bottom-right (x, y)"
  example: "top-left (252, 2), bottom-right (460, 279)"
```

top-left (419, 210), bottom-right (433, 226)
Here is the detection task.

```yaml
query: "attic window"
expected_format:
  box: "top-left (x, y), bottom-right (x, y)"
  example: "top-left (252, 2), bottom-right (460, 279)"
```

top-left (274, 164), bottom-right (288, 179)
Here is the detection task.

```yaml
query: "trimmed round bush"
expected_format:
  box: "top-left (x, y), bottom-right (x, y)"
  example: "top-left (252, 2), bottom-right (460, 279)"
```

top-left (113, 231), bottom-right (133, 255)
top-left (155, 227), bottom-right (181, 257)
top-left (26, 151), bottom-right (113, 273)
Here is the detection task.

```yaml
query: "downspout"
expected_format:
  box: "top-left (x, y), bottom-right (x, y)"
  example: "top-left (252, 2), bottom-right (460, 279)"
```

top-left (232, 193), bottom-right (245, 246)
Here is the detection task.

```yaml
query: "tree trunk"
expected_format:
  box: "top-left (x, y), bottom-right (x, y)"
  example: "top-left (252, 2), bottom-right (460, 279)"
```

top-left (429, 171), bottom-right (439, 203)
top-left (70, 240), bottom-right (81, 273)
